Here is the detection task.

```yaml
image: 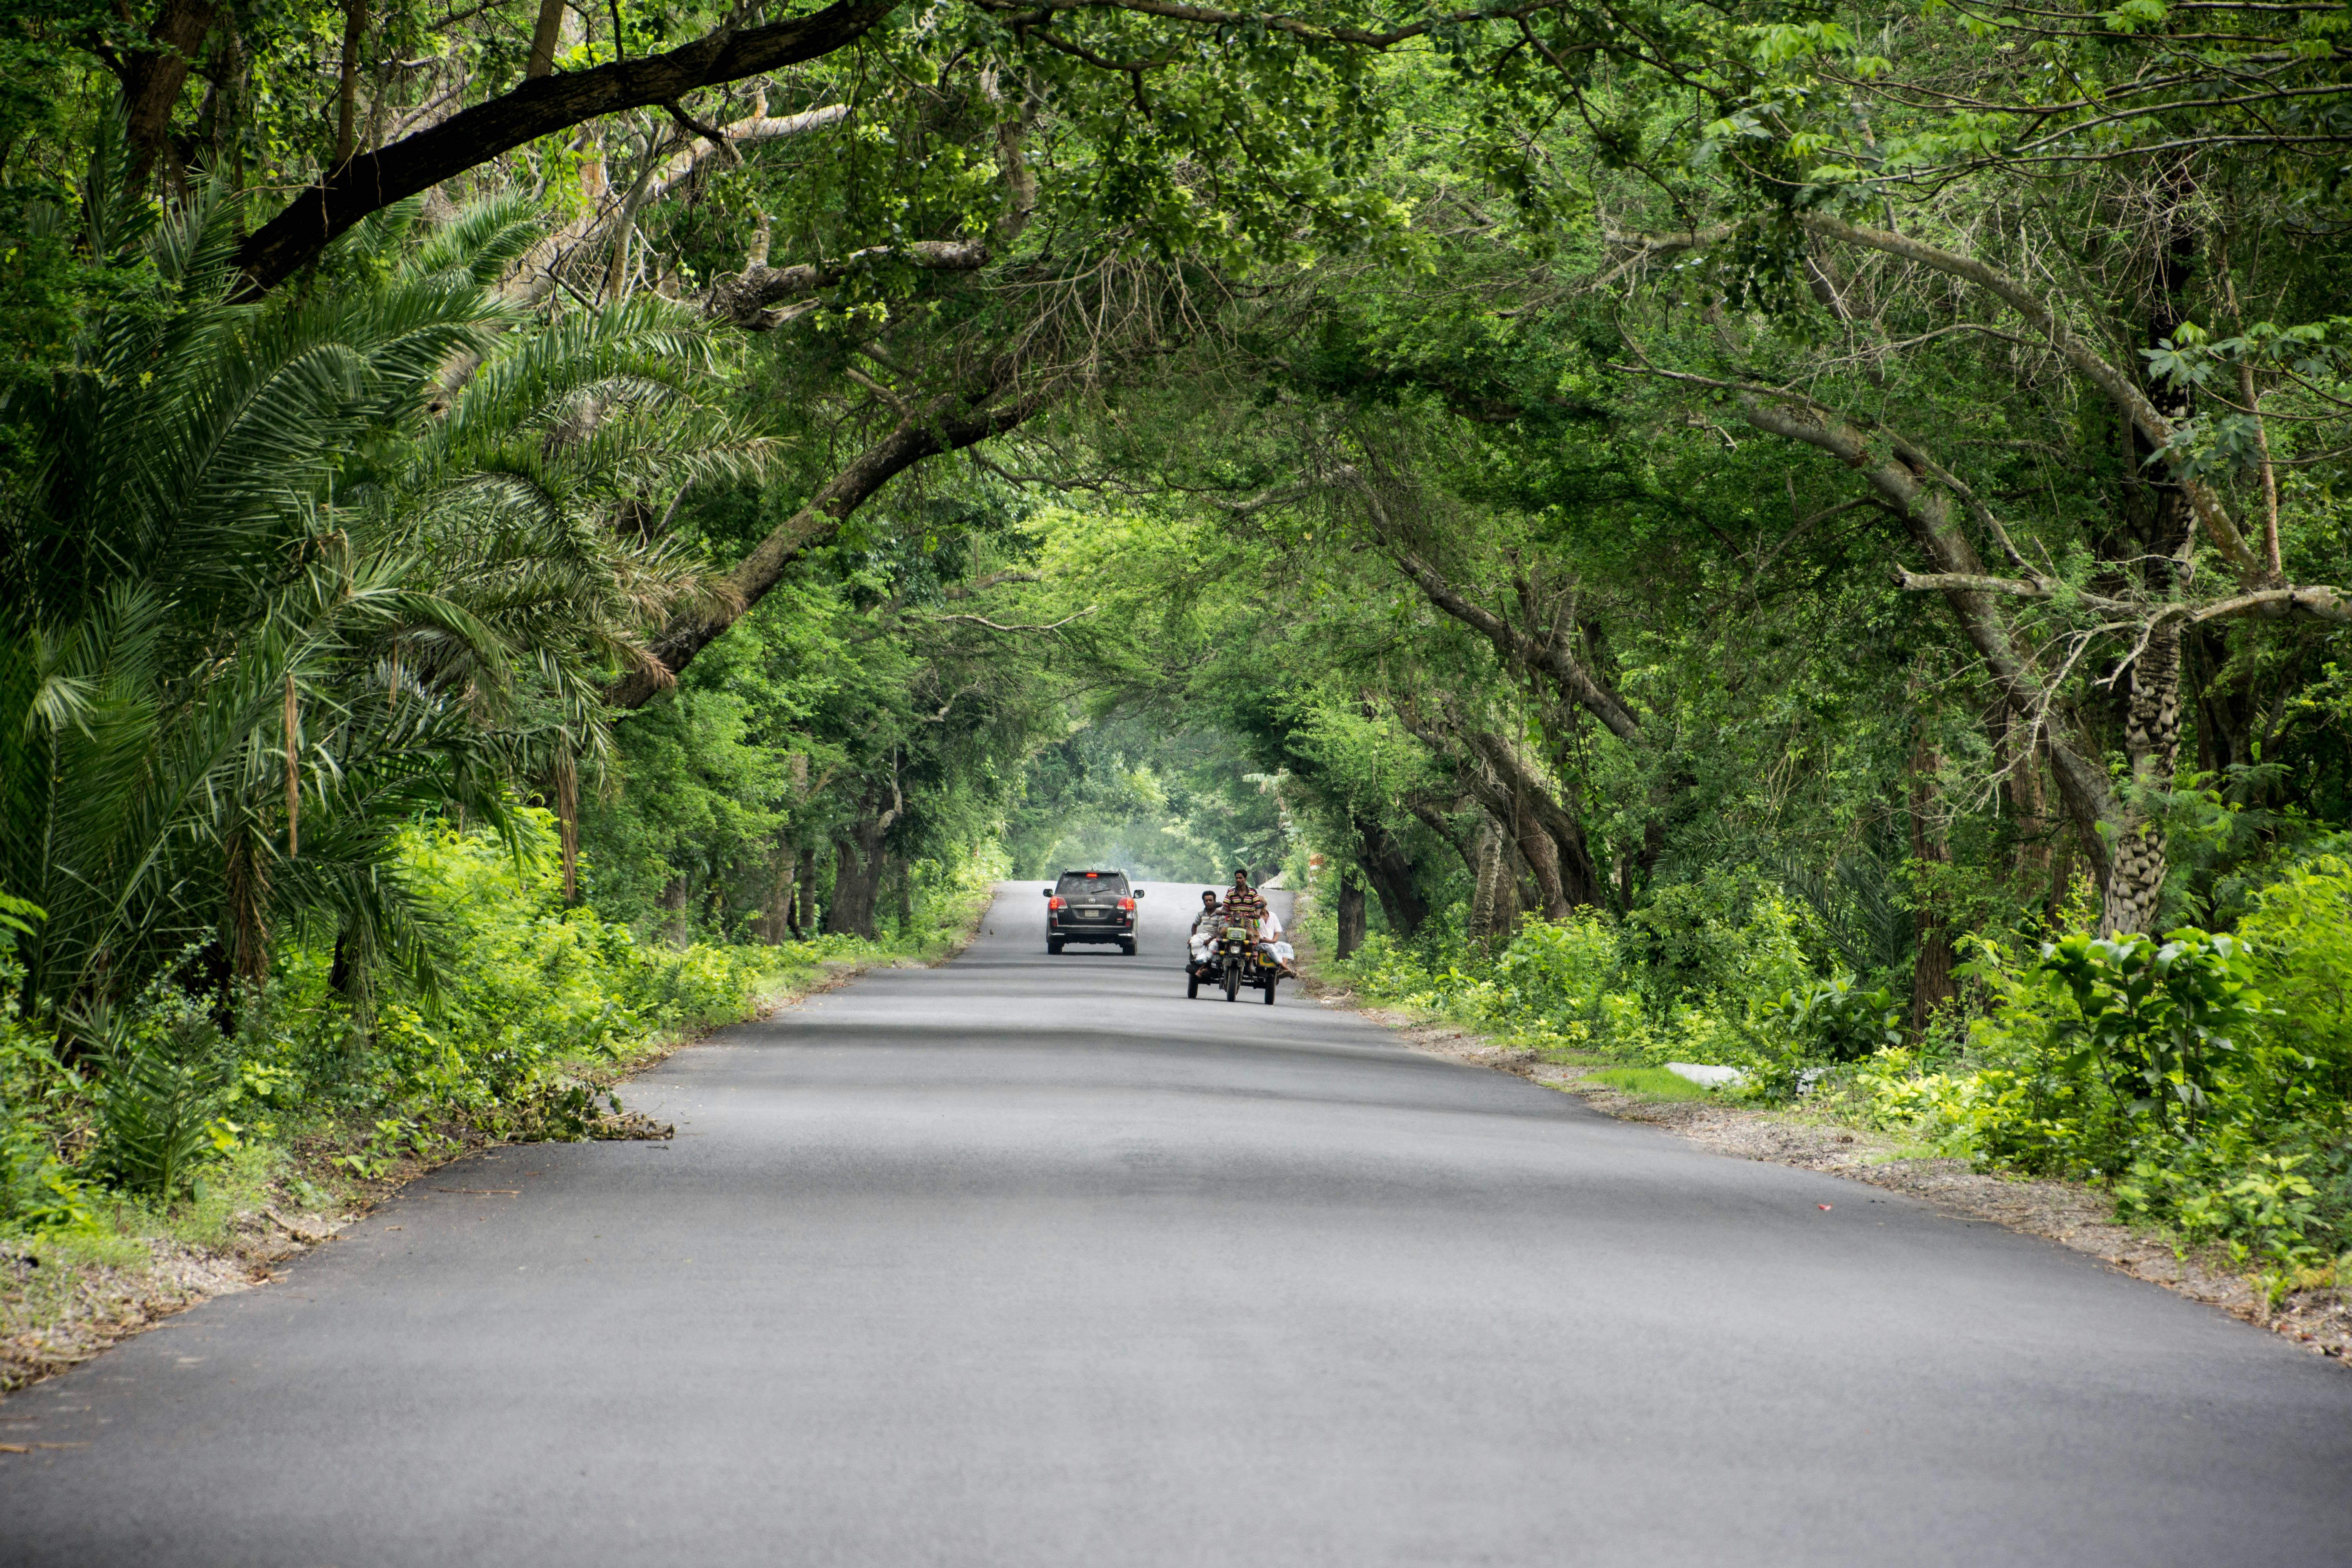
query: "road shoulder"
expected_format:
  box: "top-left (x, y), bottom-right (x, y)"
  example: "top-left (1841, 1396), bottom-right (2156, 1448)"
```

top-left (1294, 955), bottom-right (2352, 1367)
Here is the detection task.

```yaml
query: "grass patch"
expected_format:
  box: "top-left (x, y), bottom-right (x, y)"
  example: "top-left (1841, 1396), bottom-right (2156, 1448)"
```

top-left (1581, 1065), bottom-right (1720, 1102)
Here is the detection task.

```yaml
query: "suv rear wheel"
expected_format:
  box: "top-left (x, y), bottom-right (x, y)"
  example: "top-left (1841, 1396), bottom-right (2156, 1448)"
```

top-left (1120, 938), bottom-right (1137, 955)
top-left (1047, 937), bottom-right (1063, 955)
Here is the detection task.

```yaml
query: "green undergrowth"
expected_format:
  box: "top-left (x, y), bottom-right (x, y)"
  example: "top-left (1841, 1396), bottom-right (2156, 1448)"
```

top-left (1579, 1066), bottom-right (1717, 1102)
top-left (1, 814), bottom-right (999, 1276)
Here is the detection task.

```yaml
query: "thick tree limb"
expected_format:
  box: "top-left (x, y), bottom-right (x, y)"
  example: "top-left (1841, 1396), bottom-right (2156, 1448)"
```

top-left (1350, 478), bottom-right (1641, 740)
top-left (927, 606), bottom-right (1096, 632)
top-left (705, 240), bottom-right (991, 329)
top-left (1893, 569), bottom-right (2133, 612)
top-left (233, 0), bottom-right (897, 293)
top-left (1608, 217), bottom-right (2263, 575)
top-left (609, 382), bottom-right (1052, 707)
top-left (496, 104), bottom-right (849, 307)
top-left (2172, 584), bottom-right (2352, 624)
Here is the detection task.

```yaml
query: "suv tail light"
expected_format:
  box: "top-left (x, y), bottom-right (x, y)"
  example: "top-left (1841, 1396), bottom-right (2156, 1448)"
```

top-left (1118, 897), bottom-right (1135, 911)
top-left (1047, 896), bottom-right (1065, 910)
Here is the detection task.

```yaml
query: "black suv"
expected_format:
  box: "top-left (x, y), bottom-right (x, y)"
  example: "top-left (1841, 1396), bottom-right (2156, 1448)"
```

top-left (1044, 870), bottom-right (1142, 954)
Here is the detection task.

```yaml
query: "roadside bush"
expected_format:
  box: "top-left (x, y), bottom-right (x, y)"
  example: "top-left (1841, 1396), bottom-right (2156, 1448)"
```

top-left (1486, 913), bottom-right (1633, 1046)
top-left (357, 813), bottom-right (787, 1129)
top-left (86, 992), bottom-right (239, 1204)
top-left (2237, 853), bottom-right (2352, 1104)
top-left (1332, 885), bottom-right (1820, 1073)
top-left (0, 897), bottom-right (89, 1232)
top-left (1619, 873), bottom-right (1821, 1018)
top-left (1767, 976), bottom-right (1905, 1063)
top-left (1857, 913), bottom-right (2350, 1283)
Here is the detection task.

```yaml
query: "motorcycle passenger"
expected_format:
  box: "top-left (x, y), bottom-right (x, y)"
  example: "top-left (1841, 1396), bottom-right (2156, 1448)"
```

top-left (1187, 889), bottom-right (1222, 966)
top-left (1256, 899), bottom-right (1296, 976)
top-left (1231, 879), bottom-right (1296, 976)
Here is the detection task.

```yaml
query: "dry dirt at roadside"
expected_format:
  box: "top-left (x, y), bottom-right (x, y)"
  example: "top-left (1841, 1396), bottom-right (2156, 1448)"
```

top-left (1, 1212), bottom-right (335, 1399)
top-left (1306, 985), bottom-right (2352, 1368)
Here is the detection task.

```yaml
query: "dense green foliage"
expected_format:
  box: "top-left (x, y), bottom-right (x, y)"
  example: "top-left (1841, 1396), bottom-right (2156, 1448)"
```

top-left (2, 0), bottom-right (2347, 1304)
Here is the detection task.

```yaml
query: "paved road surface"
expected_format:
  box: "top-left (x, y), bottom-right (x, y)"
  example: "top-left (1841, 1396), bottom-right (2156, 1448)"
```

top-left (5, 881), bottom-right (2350, 1566)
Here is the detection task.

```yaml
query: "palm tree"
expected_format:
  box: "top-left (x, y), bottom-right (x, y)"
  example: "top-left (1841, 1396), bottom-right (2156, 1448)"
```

top-left (0, 143), bottom-right (763, 1022)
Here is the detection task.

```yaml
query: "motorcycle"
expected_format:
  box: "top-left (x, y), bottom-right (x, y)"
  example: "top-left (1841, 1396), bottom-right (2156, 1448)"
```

top-left (1187, 922), bottom-right (1285, 1004)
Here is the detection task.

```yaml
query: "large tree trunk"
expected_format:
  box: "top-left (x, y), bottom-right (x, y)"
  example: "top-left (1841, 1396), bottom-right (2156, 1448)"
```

top-left (2106, 617), bottom-right (2185, 936)
top-left (659, 876), bottom-right (687, 948)
top-left (887, 854), bottom-right (913, 935)
top-left (1907, 739), bottom-right (1957, 1035)
top-left (1352, 817), bottom-right (1428, 939)
top-left (1510, 795), bottom-right (1572, 922)
top-left (1993, 706), bottom-right (2052, 886)
top-left (334, 0), bottom-right (367, 165)
top-left (524, 0), bottom-right (568, 78)
top-left (824, 825), bottom-right (887, 940)
top-left (1467, 818), bottom-right (1520, 951)
top-left (116, 0), bottom-right (223, 192)
top-left (762, 839), bottom-right (795, 945)
top-left (1335, 872), bottom-right (1367, 960)
top-left (1452, 724), bottom-right (1604, 913)
top-left (824, 782), bottom-right (904, 942)
top-left (791, 844), bottom-right (817, 938)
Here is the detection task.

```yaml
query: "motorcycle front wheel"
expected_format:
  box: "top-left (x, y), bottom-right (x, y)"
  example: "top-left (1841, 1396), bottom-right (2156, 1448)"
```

top-left (1223, 962), bottom-right (1240, 1002)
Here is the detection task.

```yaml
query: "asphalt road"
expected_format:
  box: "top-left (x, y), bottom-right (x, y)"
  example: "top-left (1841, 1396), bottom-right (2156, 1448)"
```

top-left (5, 880), bottom-right (2350, 1566)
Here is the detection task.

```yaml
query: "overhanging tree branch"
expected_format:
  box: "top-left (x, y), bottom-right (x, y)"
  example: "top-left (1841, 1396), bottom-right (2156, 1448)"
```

top-left (233, 0), bottom-right (899, 293)
top-left (1608, 216), bottom-right (2267, 576)
top-left (608, 379), bottom-right (1054, 708)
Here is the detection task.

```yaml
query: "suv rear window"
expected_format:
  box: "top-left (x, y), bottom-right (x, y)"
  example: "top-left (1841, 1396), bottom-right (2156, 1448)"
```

top-left (1056, 871), bottom-right (1129, 895)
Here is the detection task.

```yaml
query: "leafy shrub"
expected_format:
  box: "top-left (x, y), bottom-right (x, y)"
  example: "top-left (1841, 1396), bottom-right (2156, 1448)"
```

top-left (2236, 853), bottom-right (2352, 1105)
top-left (1333, 888), bottom-right (1821, 1072)
top-left (1768, 976), bottom-right (1904, 1063)
top-left (356, 813), bottom-right (786, 1128)
top-left (1867, 928), bottom-right (2271, 1174)
top-left (87, 994), bottom-right (239, 1203)
top-left (1486, 913), bottom-right (1641, 1047)
top-left (1857, 916), bottom-right (2349, 1281)
top-left (0, 897), bottom-right (89, 1231)
top-left (1619, 872), bottom-right (1821, 1016)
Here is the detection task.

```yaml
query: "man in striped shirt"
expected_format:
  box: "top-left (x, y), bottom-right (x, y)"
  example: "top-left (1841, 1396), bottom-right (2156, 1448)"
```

top-left (1216, 869), bottom-right (1267, 935)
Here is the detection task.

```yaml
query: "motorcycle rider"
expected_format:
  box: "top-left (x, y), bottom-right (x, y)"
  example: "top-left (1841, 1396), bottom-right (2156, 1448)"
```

top-left (1216, 870), bottom-right (1297, 977)
top-left (1218, 869), bottom-right (1267, 933)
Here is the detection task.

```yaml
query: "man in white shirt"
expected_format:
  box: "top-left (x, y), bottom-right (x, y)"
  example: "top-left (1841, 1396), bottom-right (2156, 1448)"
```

top-left (1254, 895), bottom-right (1294, 975)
